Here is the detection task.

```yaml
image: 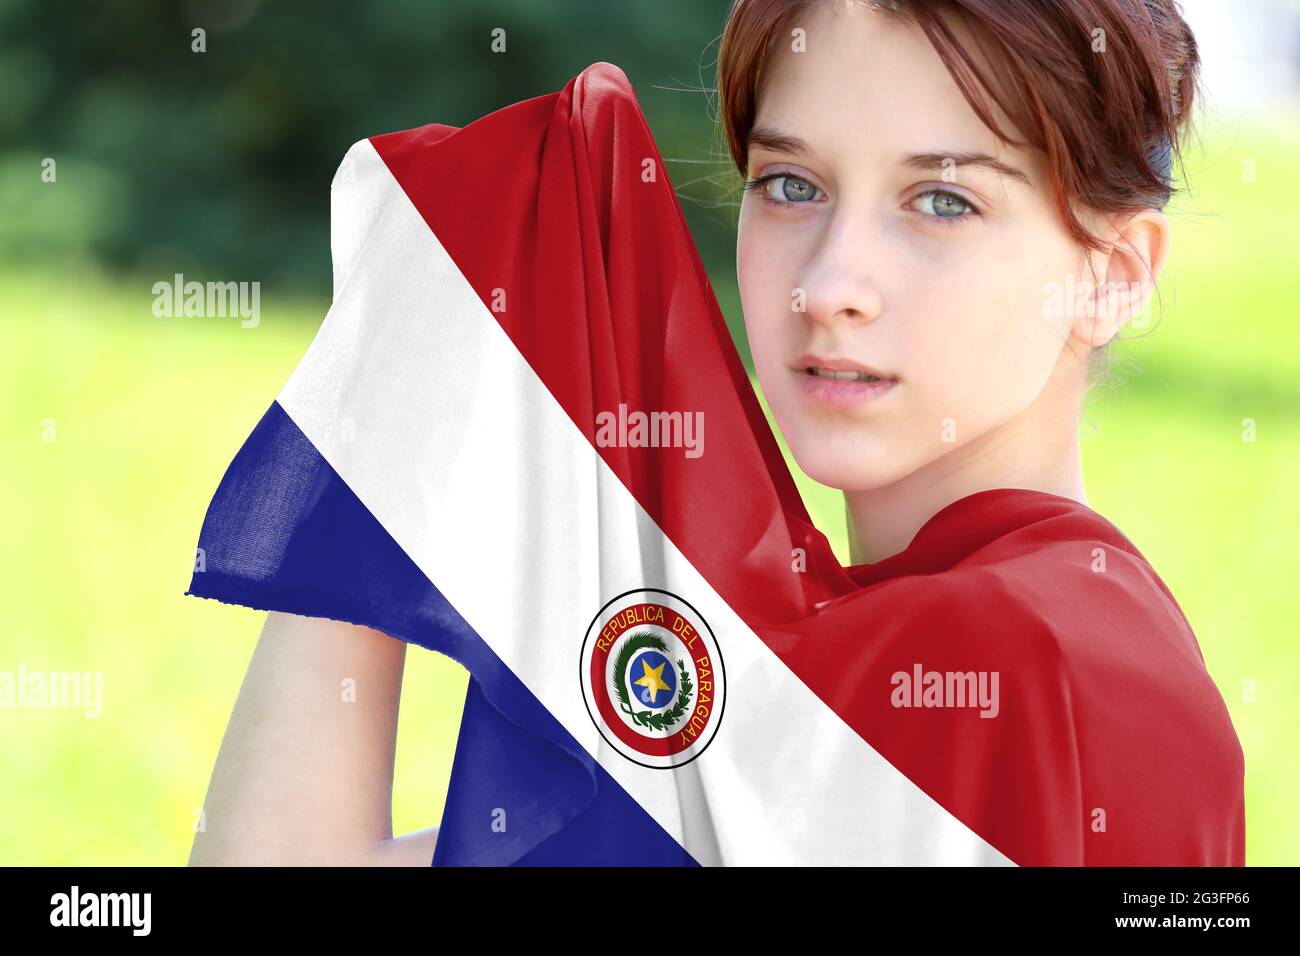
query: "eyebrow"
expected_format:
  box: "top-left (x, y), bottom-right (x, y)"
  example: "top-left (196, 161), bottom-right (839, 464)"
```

top-left (747, 125), bottom-right (1032, 186)
top-left (747, 125), bottom-right (815, 158)
top-left (904, 151), bottom-right (1032, 186)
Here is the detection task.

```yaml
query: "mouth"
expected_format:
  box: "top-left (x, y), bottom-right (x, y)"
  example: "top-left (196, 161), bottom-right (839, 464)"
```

top-left (801, 367), bottom-right (890, 383)
top-left (791, 355), bottom-right (898, 407)
top-left (791, 353), bottom-right (896, 381)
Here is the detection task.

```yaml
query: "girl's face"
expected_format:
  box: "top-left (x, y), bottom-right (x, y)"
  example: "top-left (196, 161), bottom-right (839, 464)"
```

top-left (737, 2), bottom-right (1091, 491)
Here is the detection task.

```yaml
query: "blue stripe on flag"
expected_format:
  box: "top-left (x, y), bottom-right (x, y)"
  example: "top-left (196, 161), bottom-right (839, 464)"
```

top-left (186, 401), bottom-right (699, 866)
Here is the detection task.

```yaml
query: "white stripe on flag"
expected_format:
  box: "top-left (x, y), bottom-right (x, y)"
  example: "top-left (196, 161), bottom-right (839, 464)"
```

top-left (278, 137), bottom-right (1014, 866)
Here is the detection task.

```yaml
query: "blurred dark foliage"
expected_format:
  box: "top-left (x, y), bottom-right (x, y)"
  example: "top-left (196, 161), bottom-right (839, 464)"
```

top-left (2, 0), bottom-right (741, 300)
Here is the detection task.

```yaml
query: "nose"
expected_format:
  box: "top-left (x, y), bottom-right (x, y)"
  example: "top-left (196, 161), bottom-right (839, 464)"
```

top-left (795, 211), bottom-right (884, 329)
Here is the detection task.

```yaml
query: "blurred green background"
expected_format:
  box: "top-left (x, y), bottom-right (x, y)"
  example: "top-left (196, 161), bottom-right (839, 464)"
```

top-left (2, 0), bottom-right (1296, 866)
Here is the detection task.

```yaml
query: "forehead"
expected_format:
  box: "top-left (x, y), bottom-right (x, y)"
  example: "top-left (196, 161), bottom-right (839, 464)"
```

top-left (753, 2), bottom-right (1030, 172)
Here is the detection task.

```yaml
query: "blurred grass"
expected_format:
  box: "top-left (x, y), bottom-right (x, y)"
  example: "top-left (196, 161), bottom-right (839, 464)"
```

top-left (0, 268), bottom-right (469, 865)
top-left (2, 120), bottom-right (1296, 865)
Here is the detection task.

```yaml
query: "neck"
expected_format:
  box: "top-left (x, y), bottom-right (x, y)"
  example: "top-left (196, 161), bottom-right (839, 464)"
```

top-left (844, 350), bottom-right (1090, 565)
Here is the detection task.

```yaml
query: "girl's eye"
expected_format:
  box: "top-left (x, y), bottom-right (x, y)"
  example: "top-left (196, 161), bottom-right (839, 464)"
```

top-left (911, 189), bottom-right (980, 222)
top-left (742, 172), bottom-right (823, 205)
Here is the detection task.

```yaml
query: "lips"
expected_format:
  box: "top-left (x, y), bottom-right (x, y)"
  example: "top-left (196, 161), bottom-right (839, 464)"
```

top-left (805, 367), bottom-right (885, 383)
top-left (790, 353), bottom-right (896, 383)
top-left (790, 353), bottom-right (898, 409)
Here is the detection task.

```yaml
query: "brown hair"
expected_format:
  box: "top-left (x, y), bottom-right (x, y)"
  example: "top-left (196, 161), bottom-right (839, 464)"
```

top-left (718, 0), bottom-right (1199, 250)
top-left (716, 0), bottom-right (1201, 383)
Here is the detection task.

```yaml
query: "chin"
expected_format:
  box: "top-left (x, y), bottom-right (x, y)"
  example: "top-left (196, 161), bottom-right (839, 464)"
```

top-left (798, 458), bottom-right (901, 492)
top-left (783, 427), bottom-right (909, 492)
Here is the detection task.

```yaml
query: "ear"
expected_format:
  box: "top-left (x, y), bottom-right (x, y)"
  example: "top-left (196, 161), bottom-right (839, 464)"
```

top-left (1073, 208), bottom-right (1171, 348)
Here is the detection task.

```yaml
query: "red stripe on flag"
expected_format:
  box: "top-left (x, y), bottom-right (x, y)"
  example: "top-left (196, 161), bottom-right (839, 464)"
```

top-left (366, 63), bottom-right (1245, 866)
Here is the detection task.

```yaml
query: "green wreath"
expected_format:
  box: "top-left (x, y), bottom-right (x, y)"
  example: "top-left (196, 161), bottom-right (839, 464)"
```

top-left (611, 629), bottom-right (693, 732)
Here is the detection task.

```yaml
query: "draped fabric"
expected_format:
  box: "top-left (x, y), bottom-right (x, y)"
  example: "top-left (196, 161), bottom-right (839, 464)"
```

top-left (186, 62), bottom-right (1245, 866)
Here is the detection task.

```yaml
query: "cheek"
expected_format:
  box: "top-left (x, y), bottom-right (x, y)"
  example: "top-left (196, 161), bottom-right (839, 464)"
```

top-left (905, 238), bottom-right (1071, 424)
top-left (736, 220), bottom-right (793, 367)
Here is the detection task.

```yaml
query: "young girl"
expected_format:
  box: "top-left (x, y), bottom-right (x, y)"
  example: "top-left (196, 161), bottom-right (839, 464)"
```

top-left (728, 0), bottom-right (1191, 562)
top-left (187, 0), bottom-right (1243, 867)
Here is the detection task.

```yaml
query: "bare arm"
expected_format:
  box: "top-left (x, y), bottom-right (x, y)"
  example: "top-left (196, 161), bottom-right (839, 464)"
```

top-left (189, 609), bottom-right (438, 866)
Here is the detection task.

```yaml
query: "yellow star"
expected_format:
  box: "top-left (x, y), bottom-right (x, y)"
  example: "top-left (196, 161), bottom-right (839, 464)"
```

top-left (633, 659), bottom-right (671, 702)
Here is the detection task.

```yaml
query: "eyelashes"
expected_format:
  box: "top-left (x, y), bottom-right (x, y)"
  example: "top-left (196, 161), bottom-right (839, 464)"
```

top-left (742, 172), bottom-right (823, 205)
top-left (910, 188), bottom-right (981, 225)
top-left (742, 171), bottom-right (983, 226)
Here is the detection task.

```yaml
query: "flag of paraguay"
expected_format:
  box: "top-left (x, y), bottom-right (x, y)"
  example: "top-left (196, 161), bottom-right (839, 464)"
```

top-left (185, 62), bottom-right (1245, 867)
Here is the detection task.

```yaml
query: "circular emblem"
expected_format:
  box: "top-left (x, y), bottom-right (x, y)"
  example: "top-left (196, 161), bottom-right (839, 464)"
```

top-left (579, 588), bottom-right (726, 769)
